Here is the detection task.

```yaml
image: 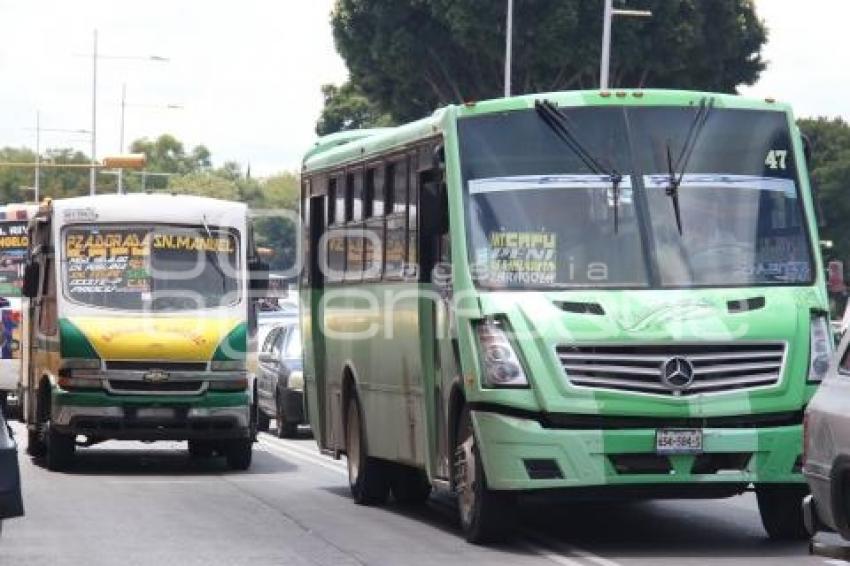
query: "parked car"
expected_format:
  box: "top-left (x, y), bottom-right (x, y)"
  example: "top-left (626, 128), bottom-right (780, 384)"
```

top-left (256, 321), bottom-right (306, 438)
top-left (257, 308), bottom-right (297, 350)
top-left (0, 411), bottom-right (24, 537)
top-left (804, 329), bottom-right (850, 539)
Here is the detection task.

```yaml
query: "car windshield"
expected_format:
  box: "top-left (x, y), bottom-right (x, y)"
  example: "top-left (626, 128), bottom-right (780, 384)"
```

top-left (63, 224), bottom-right (240, 311)
top-left (459, 106), bottom-right (813, 290)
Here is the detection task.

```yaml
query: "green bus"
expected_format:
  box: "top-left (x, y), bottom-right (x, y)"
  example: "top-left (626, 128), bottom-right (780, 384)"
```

top-left (299, 89), bottom-right (830, 543)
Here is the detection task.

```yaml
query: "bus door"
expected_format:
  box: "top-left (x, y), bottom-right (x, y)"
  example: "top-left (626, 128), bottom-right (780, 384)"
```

top-left (419, 166), bottom-right (458, 480)
top-left (306, 195), bottom-right (329, 449)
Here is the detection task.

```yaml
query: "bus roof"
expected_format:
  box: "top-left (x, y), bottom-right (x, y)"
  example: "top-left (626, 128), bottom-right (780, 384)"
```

top-left (48, 193), bottom-right (247, 227)
top-left (302, 89), bottom-right (793, 174)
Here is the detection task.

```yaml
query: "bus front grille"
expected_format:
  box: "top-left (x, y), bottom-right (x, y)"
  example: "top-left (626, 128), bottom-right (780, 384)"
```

top-left (556, 343), bottom-right (786, 396)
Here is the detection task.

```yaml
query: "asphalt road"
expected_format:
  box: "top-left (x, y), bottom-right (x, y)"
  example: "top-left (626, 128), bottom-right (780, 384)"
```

top-left (0, 421), bottom-right (843, 566)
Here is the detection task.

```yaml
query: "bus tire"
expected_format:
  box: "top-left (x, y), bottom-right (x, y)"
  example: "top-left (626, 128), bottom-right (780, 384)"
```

top-left (256, 409), bottom-right (270, 433)
top-left (756, 484), bottom-right (809, 540)
top-left (345, 395), bottom-right (389, 505)
top-left (276, 395), bottom-right (297, 439)
top-left (224, 438), bottom-right (252, 471)
top-left (26, 428), bottom-right (46, 457)
top-left (390, 464), bottom-right (432, 506)
top-left (455, 409), bottom-right (515, 544)
top-left (188, 440), bottom-right (215, 459)
top-left (45, 424), bottom-right (75, 472)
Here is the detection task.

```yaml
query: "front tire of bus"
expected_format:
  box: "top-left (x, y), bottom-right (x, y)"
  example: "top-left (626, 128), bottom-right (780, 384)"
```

top-left (756, 484), bottom-right (810, 540)
top-left (45, 424), bottom-right (75, 472)
top-left (345, 395), bottom-right (389, 505)
top-left (224, 438), bottom-right (252, 471)
top-left (455, 409), bottom-right (515, 544)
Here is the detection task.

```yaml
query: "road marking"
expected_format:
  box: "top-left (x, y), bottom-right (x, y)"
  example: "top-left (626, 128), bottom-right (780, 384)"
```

top-left (258, 437), bottom-right (348, 477)
top-left (521, 542), bottom-right (586, 566)
top-left (262, 435), bottom-right (620, 566)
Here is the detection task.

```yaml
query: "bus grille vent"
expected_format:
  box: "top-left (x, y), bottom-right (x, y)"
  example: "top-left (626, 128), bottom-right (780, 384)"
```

top-left (557, 343), bottom-right (786, 396)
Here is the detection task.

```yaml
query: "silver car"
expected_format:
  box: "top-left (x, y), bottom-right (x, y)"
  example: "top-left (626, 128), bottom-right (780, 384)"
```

top-left (804, 329), bottom-right (850, 538)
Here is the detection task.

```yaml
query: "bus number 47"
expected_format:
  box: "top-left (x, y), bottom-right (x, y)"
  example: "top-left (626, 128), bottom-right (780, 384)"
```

top-left (765, 149), bottom-right (788, 170)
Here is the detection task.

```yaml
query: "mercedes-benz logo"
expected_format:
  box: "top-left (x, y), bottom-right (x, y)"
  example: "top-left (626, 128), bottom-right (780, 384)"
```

top-left (660, 357), bottom-right (695, 391)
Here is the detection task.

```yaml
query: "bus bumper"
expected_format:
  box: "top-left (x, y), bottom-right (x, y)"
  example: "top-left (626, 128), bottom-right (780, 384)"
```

top-left (471, 410), bottom-right (804, 492)
top-left (50, 390), bottom-right (252, 441)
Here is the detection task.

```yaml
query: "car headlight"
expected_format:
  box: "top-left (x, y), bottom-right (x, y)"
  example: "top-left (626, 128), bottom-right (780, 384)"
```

top-left (476, 318), bottom-right (528, 388)
top-left (808, 313), bottom-right (834, 383)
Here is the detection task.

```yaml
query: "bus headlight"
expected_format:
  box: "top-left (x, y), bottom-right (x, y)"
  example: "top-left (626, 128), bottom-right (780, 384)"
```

top-left (476, 318), bottom-right (529, 388)
top-left (808, 313), bottom-right (833, 383)
top-left (211, 360), bottom-right (246, 371)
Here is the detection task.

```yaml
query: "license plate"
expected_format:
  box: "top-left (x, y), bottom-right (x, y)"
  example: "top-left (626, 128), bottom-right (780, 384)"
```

top-left (136, 407), bottom-right (175, 419)
top-left (656, 429), bottom-right (703, 454)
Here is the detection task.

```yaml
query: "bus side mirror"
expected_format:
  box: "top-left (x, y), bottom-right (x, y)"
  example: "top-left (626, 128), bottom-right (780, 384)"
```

top-left (248, 259), bottom-right (269, 293)
top-left (22, 262), bottom-right (40, 299)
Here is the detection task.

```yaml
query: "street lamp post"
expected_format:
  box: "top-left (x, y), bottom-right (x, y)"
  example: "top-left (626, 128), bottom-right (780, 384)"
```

top-left (117, 85), bottom-right (183, 194)
top-left (85, 29), bottom-right (170, 196)
top-left (599, 0), bottom-right (652, 89)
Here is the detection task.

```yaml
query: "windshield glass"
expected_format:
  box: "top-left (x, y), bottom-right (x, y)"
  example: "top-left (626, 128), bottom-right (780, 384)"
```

top-left (459, 106), bottom-right (813, 290)
top-left (63, 224), bottom-right (240, 311)
top-left (0, 221), bottom-right (28, 297)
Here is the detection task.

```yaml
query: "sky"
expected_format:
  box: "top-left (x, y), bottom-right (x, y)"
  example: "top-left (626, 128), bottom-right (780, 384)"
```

top-left (0, 1), bottom-right (846, 177)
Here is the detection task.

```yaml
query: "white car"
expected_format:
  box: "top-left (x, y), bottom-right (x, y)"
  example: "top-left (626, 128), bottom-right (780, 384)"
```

top-left (804, 329), bottom-right (850, 538)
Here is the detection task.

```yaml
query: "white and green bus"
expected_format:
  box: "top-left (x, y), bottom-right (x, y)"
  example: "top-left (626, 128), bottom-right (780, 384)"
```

top-left (300, 90), bottom-right (829, 542)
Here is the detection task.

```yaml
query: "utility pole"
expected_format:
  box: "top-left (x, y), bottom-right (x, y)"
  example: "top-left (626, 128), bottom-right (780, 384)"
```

top-left (118, 83), bottom-right (126, 194)
top-left (34, 111), bottom-right (40, 203)
top-left (599, 0), bottom-right (652, 89)
top-left (90, 29), bottom-right (98, 196)
top-left (504, 0), bottom-right (514, 97)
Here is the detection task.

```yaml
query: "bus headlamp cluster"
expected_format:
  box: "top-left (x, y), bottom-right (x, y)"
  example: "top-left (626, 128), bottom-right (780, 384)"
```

top-left (808, 313), bottom-right (833, 383)
top-left (476, 318), bottom-right (528, 388)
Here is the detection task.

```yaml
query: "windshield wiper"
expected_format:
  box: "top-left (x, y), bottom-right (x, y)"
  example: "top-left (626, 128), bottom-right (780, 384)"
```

top-left (535, 99), bottom-right (624, 233)
top-left (665, 97), bottom-right (716, 235)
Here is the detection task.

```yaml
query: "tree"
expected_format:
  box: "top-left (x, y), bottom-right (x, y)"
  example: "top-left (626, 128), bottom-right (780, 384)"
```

top-left (798, 117), bottom-right (850, 265)
top-left (326, 0), bottom-right (767, 126)
top-left (316, 82), bottom-right (393, 135)
top-left (129, 134), bottom-right (211, 175)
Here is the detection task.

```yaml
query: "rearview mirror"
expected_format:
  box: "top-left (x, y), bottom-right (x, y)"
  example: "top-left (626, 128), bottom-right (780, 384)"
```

top-left (22, 261), bottom-right (40, 299)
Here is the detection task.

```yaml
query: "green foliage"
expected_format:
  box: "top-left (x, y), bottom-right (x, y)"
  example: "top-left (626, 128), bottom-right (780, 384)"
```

top-left (316, 82), bottom-right (394, 135)
top-left (129, 134), bottom-right (211, 175)
top-left (324, 0), bottom-right (767, 126)
top-left (798, 117), bottom-right (850, 265)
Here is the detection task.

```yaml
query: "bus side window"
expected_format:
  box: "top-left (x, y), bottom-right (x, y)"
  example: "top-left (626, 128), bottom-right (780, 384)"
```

top-left (384, 158), bottom-right (408, 281)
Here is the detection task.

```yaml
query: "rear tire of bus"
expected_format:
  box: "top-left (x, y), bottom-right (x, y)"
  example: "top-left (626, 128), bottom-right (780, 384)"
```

top-left (756, 484), bottom-right (809, 540)
top-left (45, 424), bottom-right (75, 472)
top-left (26, 428), bottom-right (46, 457)
top-left (224, 438), bottom-right (252, 471)
top-left (390, 465), bottom-right (432, 506)
top-left (345, 395), bottom-right (389, 505)
top-left (256, 410), bottom-right (270, 433)
top-left (455, 409), bottom-right (515, 544)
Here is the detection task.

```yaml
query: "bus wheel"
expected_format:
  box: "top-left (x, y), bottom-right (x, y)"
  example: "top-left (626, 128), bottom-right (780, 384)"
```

top-left (756, 484), bottom-right (809, 540)
top-left (45, 424), bottom-right (75, 472)
top-left (390, 464), bottom-right (431, 506)
top-left (345, 395), bottom-right (389, 505)
top-left (276, 396), bottom-right (297, 439)
top-left (256, 409), bottom-right (270, 433)
top-left (224, 438), bottom-right (252, 471)
top-left (188, 440), bottom-right (215, 459)
top-left (454, 409), bottom-right (515, 544)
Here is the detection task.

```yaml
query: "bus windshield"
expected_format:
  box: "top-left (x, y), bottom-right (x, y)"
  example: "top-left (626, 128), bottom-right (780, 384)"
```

top-left (63, 224), bottom-right (240, 311)
top-left (0, 221), bottom-right (29, 297)
top-left (459, 106), bottom-right (813, 290)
